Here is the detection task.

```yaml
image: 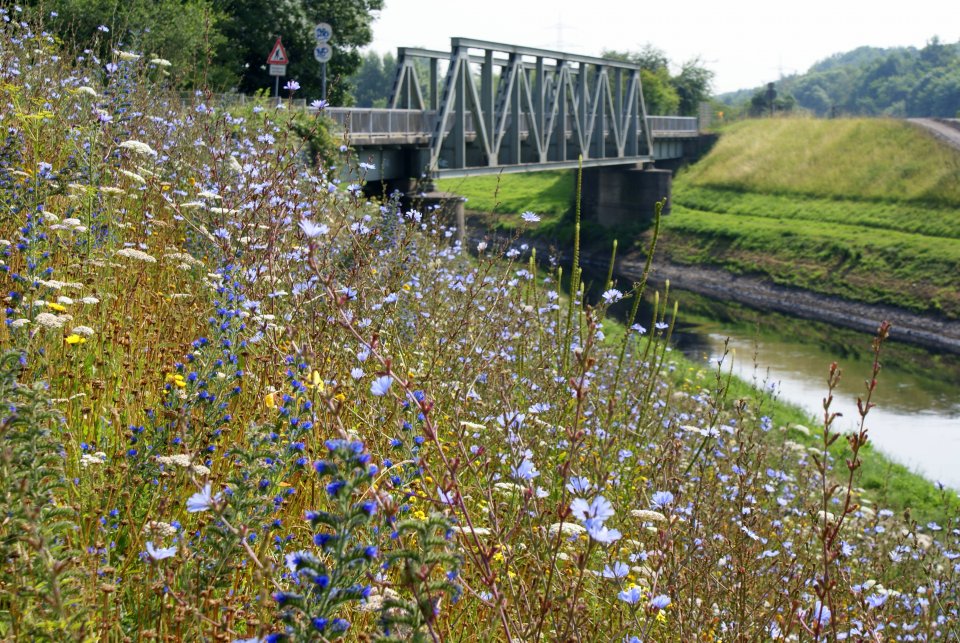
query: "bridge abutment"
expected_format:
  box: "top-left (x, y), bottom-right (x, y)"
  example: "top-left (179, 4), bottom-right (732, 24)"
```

top-left (580, 166), bottom-right (672, 226)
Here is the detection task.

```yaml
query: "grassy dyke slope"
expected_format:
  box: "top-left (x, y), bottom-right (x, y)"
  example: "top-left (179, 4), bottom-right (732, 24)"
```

top-left (664, 117), bottom-right (960, 318)
top-left (682, 117), bottom-right (960, 204)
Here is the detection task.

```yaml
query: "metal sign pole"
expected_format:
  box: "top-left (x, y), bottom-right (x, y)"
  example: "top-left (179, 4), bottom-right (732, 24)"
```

top-left (274, 75), bottom-right (280, 101)
top-left (314, 23), bottom-right (333, 105)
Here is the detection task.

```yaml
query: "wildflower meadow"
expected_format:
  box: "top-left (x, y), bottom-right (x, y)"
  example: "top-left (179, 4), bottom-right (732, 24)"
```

top-left (1, 10), bottom-right (958, 642)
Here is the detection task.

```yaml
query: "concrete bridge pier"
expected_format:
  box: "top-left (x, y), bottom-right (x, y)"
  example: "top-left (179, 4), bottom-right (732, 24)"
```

top-left (580, 165), bottom-right (672, 227)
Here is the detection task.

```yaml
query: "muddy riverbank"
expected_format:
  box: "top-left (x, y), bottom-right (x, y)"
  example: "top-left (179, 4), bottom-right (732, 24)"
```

top-left (623, 254), bottom-right (960, 355)
top-left (463, 213), bottom-right (960, 355)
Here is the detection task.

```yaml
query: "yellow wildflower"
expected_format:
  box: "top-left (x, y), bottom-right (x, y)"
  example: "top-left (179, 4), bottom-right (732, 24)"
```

top-left (264, 392), bottom-right (276, 409)
top-left (47, 302), bottom-right (67, 312)
top-left (64, 334), bottom-right (86, 345)
top-left (164, 373), bottom-right (186, 388)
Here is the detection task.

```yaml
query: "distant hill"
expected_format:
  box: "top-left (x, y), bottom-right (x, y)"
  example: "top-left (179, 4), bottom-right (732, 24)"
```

top-left (718, 39), bottom-right (960, 117)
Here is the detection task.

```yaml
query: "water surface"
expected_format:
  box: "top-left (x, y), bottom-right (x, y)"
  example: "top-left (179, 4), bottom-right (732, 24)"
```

top-left (667, 292), bottom-right (960, 488)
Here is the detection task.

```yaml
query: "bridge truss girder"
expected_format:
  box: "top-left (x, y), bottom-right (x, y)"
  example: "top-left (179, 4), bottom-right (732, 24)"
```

top-left (389, 38), bottom-right (654, 177)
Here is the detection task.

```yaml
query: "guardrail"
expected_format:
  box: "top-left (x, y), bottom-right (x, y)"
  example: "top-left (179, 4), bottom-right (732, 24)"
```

top-left (325, 108), bottom-right (436, 136)
top-left (647, 116), bottom-right (700, 133)
top-left (175, 96), bottom-right (700, 138)
top-left (325, 107), bottom-right (700, 138)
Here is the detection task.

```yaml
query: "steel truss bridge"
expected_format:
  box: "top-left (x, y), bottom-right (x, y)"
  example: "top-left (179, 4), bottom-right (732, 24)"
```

top-left (324, 39), bottom-right (700, 181)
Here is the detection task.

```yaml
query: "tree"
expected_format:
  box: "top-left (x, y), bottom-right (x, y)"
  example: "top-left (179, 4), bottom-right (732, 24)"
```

top-left (601, 46), bottom-right (683, 115)
top-left (212, 0), bottom-right (384, 103)
top-left (27, 0), bottom-right (384, 101)
top-left (350, 50), bottom-right (396, 107)
top-left (672, 59), bottom-right (714, 116)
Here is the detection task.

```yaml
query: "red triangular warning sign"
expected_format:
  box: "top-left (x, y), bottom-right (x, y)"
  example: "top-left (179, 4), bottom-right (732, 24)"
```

top-left (266, 38), bottom-right (289, 65)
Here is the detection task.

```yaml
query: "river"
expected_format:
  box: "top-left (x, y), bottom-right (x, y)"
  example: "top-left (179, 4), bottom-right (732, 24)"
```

top-left (662, 289), bottom-right (960, 489)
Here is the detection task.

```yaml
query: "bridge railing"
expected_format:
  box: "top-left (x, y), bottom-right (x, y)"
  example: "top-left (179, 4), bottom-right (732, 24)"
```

top-left (647, 116), bottom-right (700, 134)
top-left (325, 108), bottom-right (700, 139)
top-left (324, 108), bottom-right (436, 137)
top-left (175, 98), bottom-right (699, 140)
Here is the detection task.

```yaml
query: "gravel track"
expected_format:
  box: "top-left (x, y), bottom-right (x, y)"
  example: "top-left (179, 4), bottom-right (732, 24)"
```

top-left (908, 118), bottom-right (960, 151)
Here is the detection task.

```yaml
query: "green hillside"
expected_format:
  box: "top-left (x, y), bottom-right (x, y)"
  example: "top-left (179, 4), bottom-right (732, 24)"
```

top-left (664, 117), bottom-right (960, 317)
top-left (680, 117), bottom-right (960, 204)
top-left (720, 38), bottom-right (960, 117)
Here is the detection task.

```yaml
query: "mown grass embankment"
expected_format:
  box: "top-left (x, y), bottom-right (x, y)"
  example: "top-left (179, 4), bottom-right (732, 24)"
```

top-left (665, 117), bottom-right (960, 318)
top-left (681, 117), bottom-right (960, 203)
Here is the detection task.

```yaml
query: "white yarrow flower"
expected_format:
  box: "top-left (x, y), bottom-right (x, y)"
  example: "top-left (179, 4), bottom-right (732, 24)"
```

top-left (35, 312), bottom-right (66, 329)
top-left (630, 509), bottom-right (668, 523)
top-left (119, 140), bottom-right (157, 157)
top-left (116, 248), bottom-right (157, 263)
top-left (114, 50), bottom-right (142, 62)
top-left (119, 169), bottom-right (147, 184)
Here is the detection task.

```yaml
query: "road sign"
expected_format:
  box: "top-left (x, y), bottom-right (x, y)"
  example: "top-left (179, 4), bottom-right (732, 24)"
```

top-left (269, 64), bottom-right (286, 76)
top-left (314, 45), bottom-right (332, 63)
top-left (266, 37), bottom-right (289, 65)
top-left (314, 23), bottom-right (332, 43)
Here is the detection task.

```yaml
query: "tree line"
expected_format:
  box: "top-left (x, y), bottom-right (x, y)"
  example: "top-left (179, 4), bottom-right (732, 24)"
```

top-left (21, 0), bottom-right (383, 104)
top-left (25, 1), bottom-right (713, 115)
top-left (725, 38), bottom-right (960, 118)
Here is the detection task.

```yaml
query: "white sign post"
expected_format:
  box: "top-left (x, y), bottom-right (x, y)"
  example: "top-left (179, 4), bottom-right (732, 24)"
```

top-left (313, 23), bottom-right (333, 103)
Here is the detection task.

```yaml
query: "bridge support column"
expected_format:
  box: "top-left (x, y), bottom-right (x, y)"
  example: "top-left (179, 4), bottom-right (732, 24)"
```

top-left (580, 166), bottom-right (672, 227)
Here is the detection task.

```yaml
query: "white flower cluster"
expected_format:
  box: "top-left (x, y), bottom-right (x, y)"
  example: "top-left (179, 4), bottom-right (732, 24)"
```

top-left (156, 454), bottom-right (193, 468)
top-left (49, 217), bottom-right (87, 233)
top-left (37, 279), bottom-right (83, 291)
top-left (118, 169), bottom-right (146, 184)
top-left (80, 452), bottom-right (107, 467)
top-left (35, 312), bottom-right (70, 328)
top-left (72, 325), bottom-right (95, 337)
top-left (156, 454), bottom-right (210, 477)
top-left (164, 252), bottom-right (203, 267)
top-left (114, 50), bottom-right (141, 62)
top-left (118, 140), bottom-right (157, 157)
top-left (144, 520), bottom-right (177, 538)
top-left (630, 509), bottom-right (668, 523)
top-left (115, 248), bottom-right (157, 263)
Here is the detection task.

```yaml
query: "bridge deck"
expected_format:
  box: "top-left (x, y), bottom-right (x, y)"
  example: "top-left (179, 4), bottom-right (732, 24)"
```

top-left (325, 107), bottom-right (698, 178)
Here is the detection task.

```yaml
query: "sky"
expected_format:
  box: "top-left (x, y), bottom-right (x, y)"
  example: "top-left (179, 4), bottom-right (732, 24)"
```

top-left (364, 0), bottom-right (959, 95)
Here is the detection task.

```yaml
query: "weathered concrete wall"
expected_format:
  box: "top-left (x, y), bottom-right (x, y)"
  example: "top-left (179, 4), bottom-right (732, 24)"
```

top-left (580, 166), bottom-right (672, 226)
